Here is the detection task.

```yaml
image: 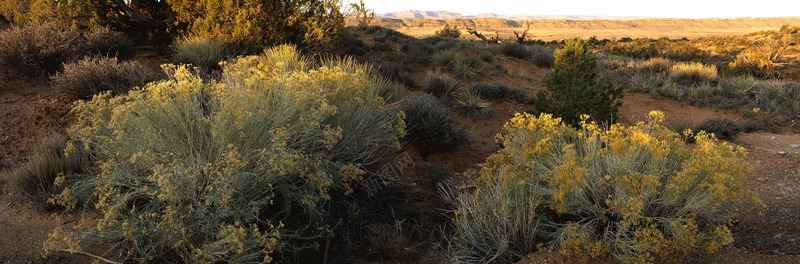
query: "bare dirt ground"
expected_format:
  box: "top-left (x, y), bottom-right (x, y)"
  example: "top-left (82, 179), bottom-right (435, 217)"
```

top-left (0, 27), bottom-right (798, 263)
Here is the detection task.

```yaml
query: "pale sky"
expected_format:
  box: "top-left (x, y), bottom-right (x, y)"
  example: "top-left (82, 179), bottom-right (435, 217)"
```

top-left (345, 0), bottom-right (800, 18)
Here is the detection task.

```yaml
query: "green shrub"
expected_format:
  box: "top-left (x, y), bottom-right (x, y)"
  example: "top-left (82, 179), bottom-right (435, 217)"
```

top-left (84, 26), bottom-right (133, 59)
top-left (452, 56), bottom-right (481, 79)
top-left (694, 118), bottom-right (742, 140)
top-left (342, 34), bottom-right (368, 56)
top-left (661, 41), bottom-right (705, 61)
top-left (401, 41), bottom-right (432, 63)
top-left (0, 22), bottom-right (87, 79)
top-left (456, 90), bottom-right (491, 119)
top-left (52, 57), bottom-right (162, 99)
top-left (669, 62), bottom-right (718, 84)
top-left (436, 24), bottom-right (461, 38)
top-left (424, 72), bottom-right (461, 100)
top-left (469, 82), bottom-right (531, 103)
top-left (535, 37), bottom-right (623, 125)
top-left (44, 45), bottom-right (405, 263)
top-left (453, 111), bottom-right (754, 263)
top-left (172, 35), bottom-right (229, 71)
top-left (167, 0), bottom-right (344, 51)
top-left (500, 42), bottom-right (531, 59)
top-left (5, 135), bottom-right (88, 209)
top-left (401, 95), bottom-right (468, 155)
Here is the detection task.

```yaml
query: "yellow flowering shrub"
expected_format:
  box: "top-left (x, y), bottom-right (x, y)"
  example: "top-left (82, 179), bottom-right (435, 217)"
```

top-left (454, 111), bottom-right (755, 263)
top-left (44, 45), bottom-right (404, 263)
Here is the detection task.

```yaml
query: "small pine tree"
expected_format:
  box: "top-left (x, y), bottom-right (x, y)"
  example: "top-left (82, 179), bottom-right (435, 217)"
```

top-left (435, 24), bottom-right (461, 38)
top-left (535, 37), bottom-right (623, 125)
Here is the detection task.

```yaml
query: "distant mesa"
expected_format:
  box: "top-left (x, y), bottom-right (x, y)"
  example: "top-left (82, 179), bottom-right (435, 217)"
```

top-left (377, 10), bottom-right (648, 21)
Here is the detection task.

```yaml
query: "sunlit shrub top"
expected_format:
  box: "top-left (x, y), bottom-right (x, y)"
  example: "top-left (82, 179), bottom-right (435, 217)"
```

top-left (457, 111), bottom-right (755, 263)
top-left (45, 45), bottom-right (405, 263)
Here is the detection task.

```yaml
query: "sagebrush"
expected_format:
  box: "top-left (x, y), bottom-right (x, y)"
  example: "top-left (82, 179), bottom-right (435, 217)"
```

top-left (45, 45), bottom-right (405, 263)
top-left (453, 111), bottom-right (754, 263)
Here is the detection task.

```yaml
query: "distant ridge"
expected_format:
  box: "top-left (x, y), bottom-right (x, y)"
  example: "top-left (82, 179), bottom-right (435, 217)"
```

top-left (378, 10), bottom-right (648, 21)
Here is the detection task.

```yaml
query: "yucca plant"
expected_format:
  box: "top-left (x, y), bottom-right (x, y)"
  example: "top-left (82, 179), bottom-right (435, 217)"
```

top-left (431, 49), bottom-right (460, 70)
top-left (424, 72), bottom-right (461, 100)
top-left (452, 56), bottom-right (481, 79)
top-left (456, 90), bottom-right (491, 119)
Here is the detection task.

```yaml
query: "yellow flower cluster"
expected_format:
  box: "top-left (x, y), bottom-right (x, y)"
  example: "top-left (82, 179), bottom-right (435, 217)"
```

top-left (462, 110), bottom-right (756, 263)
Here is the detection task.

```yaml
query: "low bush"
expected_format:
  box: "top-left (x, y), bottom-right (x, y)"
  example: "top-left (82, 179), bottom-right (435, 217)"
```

top-left (469, 82), bottom-right (531, 103)
top-left (401, 95), bottom-right (468, 155)
top-left (5, 135), bottom-right (88, 209)
top-left (371, 42), bottom-right (393, 52)
top-left (453, 111), bottom-right (754, 263)
top-left (500, 42), bottom-right (531, 59)
top-left (0, 23), bottom-right (87, 79)
top-left (424, 73), bottom-right (461, 100)
top-left (84, 26), bottom-right (133, 59)
top-left (529, 46), bottom-right (555, 68)
top-left (51, 57), bottom-right (162, 99)
top-left (378, 63), bottom-right (416, 87)
top-left (479, 53), bottom-right (495, 63)
top-left (172, 35), bottom-right (229, 71)
top-left (343, 34), bottom-right (368, 56)
top-left (669, 62), bottom-right (718, 84)
top-left (456, 90), bottom-right (491, 119)
top-left (436, 24), bottom-right (461, 38)
top-left (694, 118), bottom-right (742, 140)
top-left (44, 45), bottom-right (406, 263)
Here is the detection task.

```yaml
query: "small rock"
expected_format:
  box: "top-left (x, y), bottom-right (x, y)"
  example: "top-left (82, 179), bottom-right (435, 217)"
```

top-left (790, 144), bottom-right (800, 148)
top-left (777, 151), bottom-right (791, 158)
top-left (774, 233), bottom-right (784, 239)
top-left (788, 239), bottom-right (796, 243)
top-left (772, 136), bottom-right (777, 140)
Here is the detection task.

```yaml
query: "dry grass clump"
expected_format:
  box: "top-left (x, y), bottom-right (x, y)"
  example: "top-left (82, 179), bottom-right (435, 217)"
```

top-left (669, 62), bottom-right (718, 84)
top-left (529, 45), bottom-right (555, 68)
top-left (0, 22), bottom-right (87, 79)
top-left (172, 35), bottom-right (229, 71)
top-left (52, 57), bottom-right (162, 99)
top-left (453, 112), bottom-right (755, 263)
top-left (638, 57), bottom-right (675, 73)
top-left (431, 49), bottom-right (460, 70)
top-left (44, 45), bottom-right (406, 263)
top-left (4, 135), bottom-right (89, 209)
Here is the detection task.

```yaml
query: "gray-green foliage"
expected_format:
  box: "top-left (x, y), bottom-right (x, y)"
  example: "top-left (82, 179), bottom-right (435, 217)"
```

top-left (44, 45), bottom-right (405, 263)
